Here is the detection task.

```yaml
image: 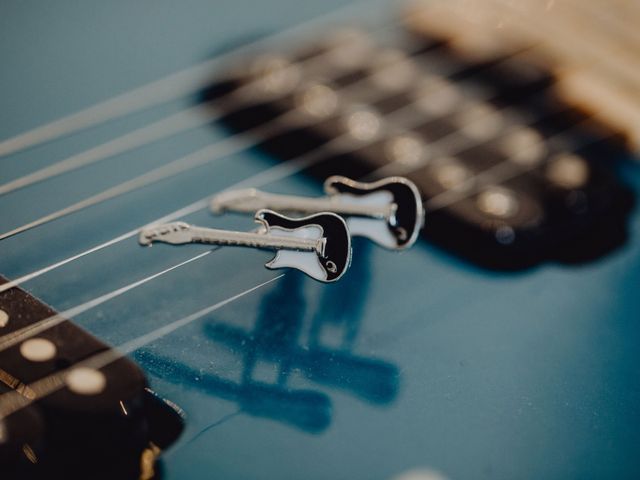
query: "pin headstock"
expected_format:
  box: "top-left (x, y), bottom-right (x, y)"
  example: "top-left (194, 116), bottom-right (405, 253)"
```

top-left (138, 222), bottom-right (193, 246)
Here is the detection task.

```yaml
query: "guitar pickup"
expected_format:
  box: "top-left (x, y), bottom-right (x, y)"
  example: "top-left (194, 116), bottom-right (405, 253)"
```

top-left (202, 23), bottom-right (635, 269)
top-left (0, 276), bottom-right (183, 479)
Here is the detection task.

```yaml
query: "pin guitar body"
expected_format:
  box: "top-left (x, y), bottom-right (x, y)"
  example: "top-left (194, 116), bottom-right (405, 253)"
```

top-left (210, 176), bottom-right (424, 250)
top-left (138, 209), bottom-right (351, 282)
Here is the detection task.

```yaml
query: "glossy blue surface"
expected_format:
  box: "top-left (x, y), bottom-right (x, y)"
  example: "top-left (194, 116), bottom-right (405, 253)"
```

top-left (1, 1), bottom-right (639, 479)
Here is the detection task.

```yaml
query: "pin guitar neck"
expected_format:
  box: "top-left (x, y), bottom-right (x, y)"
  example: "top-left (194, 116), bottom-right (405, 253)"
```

top-left (139, 209), bottom-right (352, 282)
top-left (140, 220), bottom-right (325, 253)
top-left (0, 276), bottom-right (182, 479)
top-left (211, 188), bottom-right (394, 219)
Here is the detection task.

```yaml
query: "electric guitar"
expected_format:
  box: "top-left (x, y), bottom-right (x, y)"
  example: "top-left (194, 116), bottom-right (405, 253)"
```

top-left (1, 0), bottom-right (639, 478)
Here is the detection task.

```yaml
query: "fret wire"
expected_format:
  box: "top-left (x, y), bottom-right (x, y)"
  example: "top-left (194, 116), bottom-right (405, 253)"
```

top-left (0, 0), bottom-right (384, 159)
top-left (0, 39), bottom-right (534, 242)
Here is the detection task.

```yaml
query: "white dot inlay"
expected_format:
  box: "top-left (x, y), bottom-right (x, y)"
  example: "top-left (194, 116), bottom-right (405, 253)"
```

top-left (20, 338), bottom-right (56, 362)
top-left (0, 309), bottom-right (8, 328)
top-left (343, 108), bottom-right (381, 141)
top-left (433, 158), bottom-right (471, 191)
top-left (296, 83), bottom-right (338, 119)
top-left (66, 367), bottom-right (107, 396)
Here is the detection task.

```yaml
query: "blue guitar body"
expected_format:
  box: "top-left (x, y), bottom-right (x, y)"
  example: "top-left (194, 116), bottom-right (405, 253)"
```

top-left (1, 1), bottom-right (639, 479)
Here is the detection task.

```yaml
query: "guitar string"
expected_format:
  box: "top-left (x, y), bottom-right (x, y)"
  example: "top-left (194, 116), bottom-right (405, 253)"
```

top-left (384, 116), bottom-right (613, 212)
top-left (0, 37), bottom-right (439, 240)
top-left (0, 41), bottom-right (538, 241)
top-left (0, 274), bottom-right (285, 422)
top-left (0, 105), bottom-right (215, 197)
top-left (0, 18), bottom-right (405, 198)
top-left (0, 0), bottom-right (382, 159)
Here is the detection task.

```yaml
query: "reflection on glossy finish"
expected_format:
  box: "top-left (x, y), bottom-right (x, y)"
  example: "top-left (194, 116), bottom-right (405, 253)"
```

top-left (138, 239), bottom-right (399, 433)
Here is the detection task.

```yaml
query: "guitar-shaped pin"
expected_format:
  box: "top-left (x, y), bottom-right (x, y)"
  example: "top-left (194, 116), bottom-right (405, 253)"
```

top-left (210, 176), bottom-right (424, 250)
top-left (138, 209), bottom-right (351, 282)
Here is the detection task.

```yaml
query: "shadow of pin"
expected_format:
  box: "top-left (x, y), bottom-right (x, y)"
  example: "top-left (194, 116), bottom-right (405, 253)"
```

top-left (137, 350), bottom-right (332, 434)
top-left (137, 238), bottom-right (399, 434)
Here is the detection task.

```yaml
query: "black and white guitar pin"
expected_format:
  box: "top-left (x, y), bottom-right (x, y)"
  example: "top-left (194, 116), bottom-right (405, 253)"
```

top-left (138, 210), bottom-right (352, 283)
